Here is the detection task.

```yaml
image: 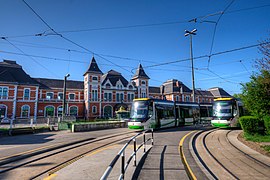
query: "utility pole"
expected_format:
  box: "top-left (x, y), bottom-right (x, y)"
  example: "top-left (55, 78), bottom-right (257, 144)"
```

top-left (185, 29), bottom-right (197, 102)
top-left (63, 74), bottom-right (70, 120)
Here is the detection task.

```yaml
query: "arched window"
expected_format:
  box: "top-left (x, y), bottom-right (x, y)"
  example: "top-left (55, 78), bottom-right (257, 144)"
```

top-left (103, 105), bottom-right (113, 118)
top-left (45, 106), bottom-right (55, 117)
top-left (92, 106), bottom-right (97, 114)
top-left (21, 105), bottom-right (30, 118)
top-left (128, 85), bottom-right (133, 90)
top-left (70, 106), bottom-right (78, 116)
top-left (141, 81), bottom-right (146, 85)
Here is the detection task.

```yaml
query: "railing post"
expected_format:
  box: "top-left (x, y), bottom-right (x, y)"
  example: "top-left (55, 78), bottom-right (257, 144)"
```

top-left (133, 138), bottom-right (137, 166)
top-left (121, 151), bottom-right (125, 180)
top-left (151, 129), bottom-right (154, 146)
top-left (143, 133), bottom-right (146, 153)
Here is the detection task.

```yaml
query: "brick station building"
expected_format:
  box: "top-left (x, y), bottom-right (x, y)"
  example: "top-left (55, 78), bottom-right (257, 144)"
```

top-left (0, 58), bottom-right (231, 121)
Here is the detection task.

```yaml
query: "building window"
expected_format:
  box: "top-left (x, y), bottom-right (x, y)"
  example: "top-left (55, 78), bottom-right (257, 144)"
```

top-left (21, 105), bottom-right (30, 118)
top-left (186, 96), bottom-right (190, 102)
top-left (0, 104), bottom-right (7, 119)
top-left (45, 106), bottom-right (55, 117)
top-left (105, 83), bottom-right (111, 89)
top-left (141, 81), bottom-right (146, 86)
top-left (23, 88), bottom-right (30, 100)
top-left (69, 93), bottom-right (75, 100)
top-left (128, 93), bottom-right (134, 102)
top-left (57, 106), bottom-right (63, 117)
top-left (129, 85), bottom-right (133, 90)
top-left (58, 92), bottom-right (63, 100)
top-left (92, 90), bottom-right (98, 101)
top-left (0, 87), bottom-right (8, 99)
top-left (92, 76), bottom-right (98, 81)
top-left (176, 95), bottom-right (179, 101)
top-left (104, 92), bottom-right (112, 102)
top-left (70, 106), bottom-right (78, 116)
top-left (116, 93), bottom-right (124, 102)
top-left (92, 106), bottom-right (97, 114)
top-left (141, 92), bottom-right (146, 98)
top-left (46, 92), bottom-right (54, 100)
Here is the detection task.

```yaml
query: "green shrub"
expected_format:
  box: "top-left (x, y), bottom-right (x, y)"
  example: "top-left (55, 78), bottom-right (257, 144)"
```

top-left (239, 116), bottom-right (259, 134)
top-left (264, 115), bottom-right (270, 135)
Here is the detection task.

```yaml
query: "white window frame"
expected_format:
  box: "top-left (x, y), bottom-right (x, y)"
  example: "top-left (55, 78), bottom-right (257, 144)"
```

top-left (91, 89), bottom-right (98, 101)
top-left (186, 96), bottom-right (190, 102)
top-left (141, 80), bottom-right (146, 86)
top-left (46, 92), bottom-right (54, 100)
top-left (44, 105), bottom-right (55, 117)
top-left (0, 104), bottom-right (8, 118)
top-left (21, 105), bottom-right (30, 118)
top-left (92, 76), bottom-right (98, 82)
top-left (0, 86), bottom-right (9, 100)
top-left (58, 92), bottom-right (63, 100)
top-left (68, 93), bottom-right (76, 100)
top-left (57, 105), bottom-right (63, 117)
top-left (23, 88), bottom-right (30, 100)
top-left (69, 106), bottom-right (78, 116)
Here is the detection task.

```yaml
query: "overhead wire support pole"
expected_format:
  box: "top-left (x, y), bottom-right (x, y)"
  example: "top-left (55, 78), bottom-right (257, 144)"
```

top-left (185, 29), bottom-right (197, 102)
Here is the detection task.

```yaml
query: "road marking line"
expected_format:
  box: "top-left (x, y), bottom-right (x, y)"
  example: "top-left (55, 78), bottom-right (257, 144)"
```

top-left (43, 173), bottom-right (57, 180)
top-left (179, 131), bottom-right (197, 180)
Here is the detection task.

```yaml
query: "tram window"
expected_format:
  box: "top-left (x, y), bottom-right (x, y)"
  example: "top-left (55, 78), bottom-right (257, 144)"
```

top-left (148, 106), bottom-right (153, 117)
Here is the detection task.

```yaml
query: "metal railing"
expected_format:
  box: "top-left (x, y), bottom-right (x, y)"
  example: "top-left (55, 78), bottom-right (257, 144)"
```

top-left (100, 129), bottom-right (154, 180)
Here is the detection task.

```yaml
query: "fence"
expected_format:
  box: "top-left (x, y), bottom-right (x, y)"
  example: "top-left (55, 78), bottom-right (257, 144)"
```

top-left (0, 116), bottom-right (76, 130)
top-left (101, 129), bottom-right (154, 180)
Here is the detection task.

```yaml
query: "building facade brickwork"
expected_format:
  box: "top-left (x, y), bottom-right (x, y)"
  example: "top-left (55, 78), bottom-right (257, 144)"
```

top-left (0, 59), bottom-right (231, 121)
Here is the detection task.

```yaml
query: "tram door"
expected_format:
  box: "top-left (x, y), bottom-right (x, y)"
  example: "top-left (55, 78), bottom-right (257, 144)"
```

top-left (179, 107), bottom-right (185, 126)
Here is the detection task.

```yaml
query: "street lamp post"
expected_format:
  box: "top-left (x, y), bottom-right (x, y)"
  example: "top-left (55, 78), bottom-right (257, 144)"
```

top-left (185, 29), bottom-right (197, 102)
top-left (63, 74), bottom-right (70, 120)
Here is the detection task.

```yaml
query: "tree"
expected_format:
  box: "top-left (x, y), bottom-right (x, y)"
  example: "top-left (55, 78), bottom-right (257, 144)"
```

top-left (255, 39), bottom-right (270, 71)
top-left (241, 70), bottom-right (270, 119)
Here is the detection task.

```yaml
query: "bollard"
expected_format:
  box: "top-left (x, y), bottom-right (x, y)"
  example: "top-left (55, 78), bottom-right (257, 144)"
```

top-left (133, 139), bottom-right (137, 166)
top-left (30, 118), bottom-right (33, 127)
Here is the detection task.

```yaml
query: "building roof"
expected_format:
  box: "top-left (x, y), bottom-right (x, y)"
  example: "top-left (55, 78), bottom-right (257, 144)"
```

top-left (208, 87), bottom-right (231, 98)
top-left (162, 79), bottom-right (191, 94)
top-left (0, 60), bottom-right (39, 85)
top-left (84, 57), bottom-right (102, 75)
top-left (34, 78), bottom-right (84, 90)
top-left (102, 70), bottom-right (129, 87)
top-left (132, 64), bottom-right (150, 80)
top-left (195, 89), bottom-right (213, 97)
top-left (149, 86), bottom-right (160, 94)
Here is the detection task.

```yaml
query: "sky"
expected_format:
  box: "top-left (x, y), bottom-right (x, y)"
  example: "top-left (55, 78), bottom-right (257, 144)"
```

top-left (0, 0), bottom-right (269, 95)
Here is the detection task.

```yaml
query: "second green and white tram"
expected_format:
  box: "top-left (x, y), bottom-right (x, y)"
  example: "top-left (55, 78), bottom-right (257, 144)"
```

top-left (211, 97), bottom-right (244, 128)
top-left (128, 98), bottom-right (200, 129)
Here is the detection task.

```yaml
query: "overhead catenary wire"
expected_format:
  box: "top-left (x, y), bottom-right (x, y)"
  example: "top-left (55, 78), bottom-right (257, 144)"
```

top-left (2, 37), bottom-right (59, 77)
top-left (2, 3), bottom-right (270, 39)
top-left (207, 0), bottom-right (235, 69)
top-left (21, 0), bottom-right (131, 74)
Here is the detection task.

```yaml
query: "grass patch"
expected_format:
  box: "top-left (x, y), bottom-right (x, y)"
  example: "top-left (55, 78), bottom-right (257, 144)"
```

top-left (0, 128), bottom-right (9, 132)
top-left (262, 145), bottom-right (270, 153)
top-left (244, 132), bottom-right (270, 142)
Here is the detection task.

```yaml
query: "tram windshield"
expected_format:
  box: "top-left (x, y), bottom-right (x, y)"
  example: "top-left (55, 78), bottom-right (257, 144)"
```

top-left (213, 101), bottom-right (233, 118)
top-left (130, 101), bottom-right (149, 121)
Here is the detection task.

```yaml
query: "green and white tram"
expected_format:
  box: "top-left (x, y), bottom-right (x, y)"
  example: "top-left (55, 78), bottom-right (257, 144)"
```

top-left (128, 98), bottom-right (200, 130)
top-left (211, 97), bottom-right (244, 128)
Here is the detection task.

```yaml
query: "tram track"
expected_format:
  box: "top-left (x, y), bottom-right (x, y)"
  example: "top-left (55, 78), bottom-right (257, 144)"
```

top-left (226, 130), bottom-right (270, 168)
top-left (0, 131), bottom-right (138, 179)
top-left (192, 129), bottom-right (270, 180)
